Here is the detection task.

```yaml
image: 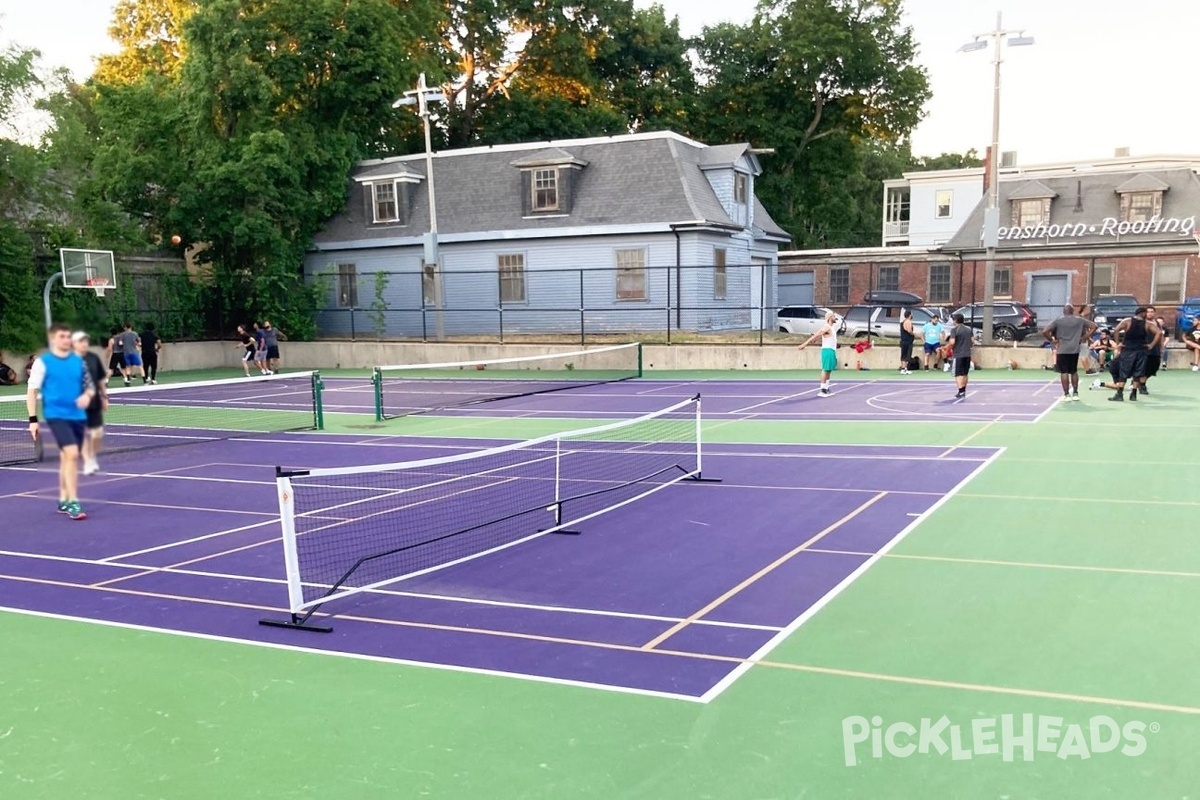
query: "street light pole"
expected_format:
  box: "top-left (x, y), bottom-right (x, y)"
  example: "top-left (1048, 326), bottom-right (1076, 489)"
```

top-left (960, 12), bottom-right (1033, 345)
top-left (394, 73), bottom-right (447, 340)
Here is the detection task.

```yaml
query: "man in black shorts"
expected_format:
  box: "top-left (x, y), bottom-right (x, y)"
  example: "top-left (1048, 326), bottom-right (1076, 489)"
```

top-left (261, 319), bottom-right (282, 373)
top-left (72, 331), bottom-right (109, 475)
top-left (1137, 305), bottom-right (1166, 394)
top-left (27, 323), bottom-right (96, 520)
top-left (898, 309), bottom-right (916, 375)
top-left (946, 313), bottom-right (974, 400)
top-left (1102, 308), bottom-right (1161, 401)
top-left (105, 326), bottom-right (124, 384)
top-left (140, 321), bottom-right (162, 384)
top-left (1043, 304), bottom-right (1096, 402)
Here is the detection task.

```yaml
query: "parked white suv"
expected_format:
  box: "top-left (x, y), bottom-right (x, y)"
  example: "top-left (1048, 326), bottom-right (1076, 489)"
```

top-left (778, 306), bottom-right (846, 335)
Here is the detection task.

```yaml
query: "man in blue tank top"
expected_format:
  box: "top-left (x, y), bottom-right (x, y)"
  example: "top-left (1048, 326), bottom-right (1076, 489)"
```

top-left (25, 323), bottom-right (96, 520)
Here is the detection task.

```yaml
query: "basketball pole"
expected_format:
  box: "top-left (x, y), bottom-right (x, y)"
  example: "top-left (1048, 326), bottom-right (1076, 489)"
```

top-left (42, 273), bottom-right (62, 330)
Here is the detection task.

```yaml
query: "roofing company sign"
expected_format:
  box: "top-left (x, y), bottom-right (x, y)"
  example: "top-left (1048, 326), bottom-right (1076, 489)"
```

top-left (993, 215), bottom-right (1197, 242)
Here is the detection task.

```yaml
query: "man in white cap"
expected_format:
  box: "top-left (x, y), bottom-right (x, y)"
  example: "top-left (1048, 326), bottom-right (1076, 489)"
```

top-left (72, 331), bottom-right (109, 474)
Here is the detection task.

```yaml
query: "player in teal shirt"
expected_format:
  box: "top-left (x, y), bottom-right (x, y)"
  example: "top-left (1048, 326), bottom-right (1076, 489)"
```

top-left (26, 323), bottom-right (96, 520)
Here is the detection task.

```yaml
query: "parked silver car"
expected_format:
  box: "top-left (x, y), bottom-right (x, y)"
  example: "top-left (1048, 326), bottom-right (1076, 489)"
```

top-left (843, 305), bottom-right (949, 338)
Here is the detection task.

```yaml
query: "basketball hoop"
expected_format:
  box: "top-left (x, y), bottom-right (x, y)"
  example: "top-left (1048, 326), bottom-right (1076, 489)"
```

top-left (86, 277), bottom-right (110, 299)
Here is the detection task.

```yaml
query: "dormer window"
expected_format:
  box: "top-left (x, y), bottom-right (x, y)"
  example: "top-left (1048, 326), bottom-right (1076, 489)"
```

top-left (373, 182), bottom-right (398, 223)
top-left (512, 148), bottom-right (588, 217)
top-left (1115, 173), bottom-right (1168, 224)
top-left (532, 168), bottom-right (559, 211)
top-left (1013, 198), bottom-right (1048, 228)
top-left (1124, 191), bottom-right (1162, 223)
top-left (1007, 180), bottom-right (1056, 229)
top-left (734, 173), bottom-right (748, 204)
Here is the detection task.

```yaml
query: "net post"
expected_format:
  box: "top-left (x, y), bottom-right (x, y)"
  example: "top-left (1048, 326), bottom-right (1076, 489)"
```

top-left (312, 371), bottom-right (324, 430)
top-left (548, 434), bottom-right (581, 534)
top-left (372, 367), bottom-right (384, 422)
top-left (259, 470), bottom-right (333, 632)
top-left (636, 342), bottom-right (643, 378)
top-left (688, 393), bottom-right (721, 483)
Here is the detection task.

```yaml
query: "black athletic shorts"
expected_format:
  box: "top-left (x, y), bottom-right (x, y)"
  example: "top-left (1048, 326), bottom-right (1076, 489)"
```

top-left (954, 357), bottom-right (972, 377)
top-left (109, 352), bottom-right (126, 371)
top-left (266, 345), bottom-right (280, 360)
top-left (1144, 351), bottom-right (1161, 378)
top-left (1115, 349), bottom-right (1147, 382)
top-left (899, 340), bottom-right (914, 361)
top-left (1055, 353), bottom-right (1080, 374)
top-left (46, 418), bottom-right (85, 449)
top-left (85, 404), bottom-right (103, 429)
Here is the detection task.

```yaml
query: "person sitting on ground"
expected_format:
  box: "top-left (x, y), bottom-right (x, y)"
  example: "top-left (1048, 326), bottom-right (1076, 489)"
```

top-left (0, 354), bottom-right (17, 385)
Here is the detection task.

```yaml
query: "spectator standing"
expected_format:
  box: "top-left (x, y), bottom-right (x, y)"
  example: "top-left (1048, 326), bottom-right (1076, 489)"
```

top-left (898, 310), bottom-right (916, 375)
top-left (72, 331), bottom-right (108, 475)
top-left (797, 310), bottom-right (840, 398)
top-left (1043, 304), bottom-right (1096, 401)
top-left (921, 316), bottom-right (945, 371)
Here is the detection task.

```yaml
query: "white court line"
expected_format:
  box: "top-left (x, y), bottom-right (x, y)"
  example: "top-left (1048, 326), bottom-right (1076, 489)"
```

top-left (0, 548), bottom-right (783, 633)
top-left (731, 387), bottom-right (823, 414)
top-left (698, 446), bottom-right (1007, 704)
top-left (0, 605), bottom-right (708, 705)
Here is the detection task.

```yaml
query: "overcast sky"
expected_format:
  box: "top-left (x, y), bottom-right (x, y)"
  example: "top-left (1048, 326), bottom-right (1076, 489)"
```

top-left (3, 0), bottom-right (1197, 165)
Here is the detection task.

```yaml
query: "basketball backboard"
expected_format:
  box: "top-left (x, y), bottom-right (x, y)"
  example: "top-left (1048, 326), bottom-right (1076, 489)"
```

top-left (60, 249), bottom-right (117, 296)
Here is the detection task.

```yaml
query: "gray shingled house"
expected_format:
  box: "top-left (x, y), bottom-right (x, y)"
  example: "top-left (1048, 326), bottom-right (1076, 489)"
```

top-left (306, 131), bottom-right (790, 338)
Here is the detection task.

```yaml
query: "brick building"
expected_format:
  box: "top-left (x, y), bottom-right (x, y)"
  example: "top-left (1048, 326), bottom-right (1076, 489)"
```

top-left (779, 155), bottom-right (1200, 331)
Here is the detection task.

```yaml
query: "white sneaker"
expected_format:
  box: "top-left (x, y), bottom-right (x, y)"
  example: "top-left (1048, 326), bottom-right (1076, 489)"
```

top-left (1089, 378), bottom-right (1102, 390)
top-left (818, 388), bottom-right (830, 397)
top-left (82, 460), bottom-right (99, 475)
top-left (1193, 365), bottom-right (1199, 372)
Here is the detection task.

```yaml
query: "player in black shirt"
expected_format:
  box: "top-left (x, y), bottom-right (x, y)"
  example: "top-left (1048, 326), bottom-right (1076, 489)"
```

top-left (140, 322), bottom-right (162, 385)
top-left (72, 331), bottom-right (109, 475)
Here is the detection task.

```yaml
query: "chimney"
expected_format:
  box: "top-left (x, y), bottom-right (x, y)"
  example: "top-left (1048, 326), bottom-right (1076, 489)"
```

top-left (1114, 146), bottom-right (1131, 158)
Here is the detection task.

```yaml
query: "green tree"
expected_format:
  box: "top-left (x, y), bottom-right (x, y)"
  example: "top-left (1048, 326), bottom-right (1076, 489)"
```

top-left (689, 0), bottom-right (931, 248)
top-left (94, 0), bottom-right (196, 84)
top-left (90, 0), bottom-right (432, 339)
top-left (0, 37), bottom-right (46, 351)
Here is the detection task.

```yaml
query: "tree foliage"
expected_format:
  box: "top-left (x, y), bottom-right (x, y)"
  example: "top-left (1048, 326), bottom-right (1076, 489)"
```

top-left (689, 0), bottom-right (931, 248)
top-left (89, 0), bottom-right (432, 338)
top-left (93, 0), bottom-right (195, 85)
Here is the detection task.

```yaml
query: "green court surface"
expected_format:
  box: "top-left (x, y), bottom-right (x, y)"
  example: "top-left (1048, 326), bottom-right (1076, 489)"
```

top-left (3, 368), bottom-right (1198, 798)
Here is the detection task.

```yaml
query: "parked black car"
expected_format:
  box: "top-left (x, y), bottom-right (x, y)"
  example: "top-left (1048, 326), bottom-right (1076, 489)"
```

top-left (950, 302), bottom-right (1039, 341)
top-left (1091, 294), bottom-right (1140, 327)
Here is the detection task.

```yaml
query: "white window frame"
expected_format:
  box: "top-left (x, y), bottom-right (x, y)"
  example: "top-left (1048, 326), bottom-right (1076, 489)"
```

top-left (1091, 261), bottom-right (1115, 298)
top-left (615, 248), bottom-right (647, 301)
top-left (713, 248), bottom-right (727, 300)
top-left (372, 181), bottom-right (399, 223)
top-left (994, 265), bottom-right (1012, 298)
top-left (734, 173), bottom-right (748, 204)
top-left (336, 263), bottom-right (358, 308)
top-left (877, 265), bottom-right (900, 292)
top-left (1151, 258), bottom-right (1186, 304)
top-left (829, 267), bottom-right (850, 305)
top-left (935, 190), bottom-right (953, 219)
top-left (532, 168), bottom-right (559, 212)
top-left (1014, 198), bottom-right (1047, 228)
top-left (498, 253), bottom-right (526, 304)
top-left (885, 188), bottom-right (910, 223)
top-left (928, 263), bottom-right (951, 303)
top-left (1126, 192), bottom-right (1159, 223)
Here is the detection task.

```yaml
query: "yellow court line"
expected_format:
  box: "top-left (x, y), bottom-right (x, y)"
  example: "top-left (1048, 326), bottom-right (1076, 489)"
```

top-left (805, 548), bottom-right (1200, 581)
top-left (752, 660), bottom-right (1200, 717)
top-left (6, 570), bottom-right (1200, 716)
top-left (960, 492), bottom-right (1200, 507)
top-left (939, 418), bottom-right (998, 456)
top-left (640, 491), bottom-right (890, 651)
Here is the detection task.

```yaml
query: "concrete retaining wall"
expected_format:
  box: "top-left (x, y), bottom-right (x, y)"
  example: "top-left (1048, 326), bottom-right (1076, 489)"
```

top-left (155, 340), bottom-right (1098, 374)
